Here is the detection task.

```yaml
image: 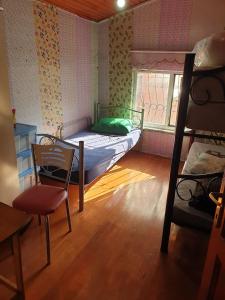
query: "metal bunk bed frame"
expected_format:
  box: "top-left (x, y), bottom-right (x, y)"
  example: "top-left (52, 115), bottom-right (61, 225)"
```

top-left (161, 53), bottom-right (225, 253)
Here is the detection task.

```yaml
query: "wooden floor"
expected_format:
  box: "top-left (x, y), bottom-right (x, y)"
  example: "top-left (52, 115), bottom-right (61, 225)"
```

top-left (0, 151), bottom-right (209, 300)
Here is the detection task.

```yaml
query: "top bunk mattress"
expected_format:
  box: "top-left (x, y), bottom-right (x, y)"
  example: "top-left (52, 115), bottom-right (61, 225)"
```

top-left (51, 129), bottom-right (141, 185)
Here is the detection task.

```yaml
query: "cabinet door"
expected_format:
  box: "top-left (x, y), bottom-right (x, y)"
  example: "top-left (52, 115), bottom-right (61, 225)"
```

top-left (198, 173), bottom-right (225, 300)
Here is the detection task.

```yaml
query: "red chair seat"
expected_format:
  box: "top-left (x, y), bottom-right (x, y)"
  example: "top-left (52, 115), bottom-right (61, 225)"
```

top-left (13, 185), bottom-right (68, 215)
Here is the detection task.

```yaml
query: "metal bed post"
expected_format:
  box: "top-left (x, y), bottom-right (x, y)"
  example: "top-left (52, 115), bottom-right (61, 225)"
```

top-left (96, 102), bottom-right (100, 122)
top-left (94, 102), bottom-right (98, 123)
top-left (138, 108), bottom-right (145, 151)
top-left (79, 140), bottom-right (85, 212)
top-left (160, 53), bottom-right (195, 253)
top-left (140, 108), bottom-right (144, 131)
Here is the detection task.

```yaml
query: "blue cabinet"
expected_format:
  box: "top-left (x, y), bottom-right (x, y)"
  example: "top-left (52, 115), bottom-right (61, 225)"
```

top-left (14, 123), bottom-right (37, 191)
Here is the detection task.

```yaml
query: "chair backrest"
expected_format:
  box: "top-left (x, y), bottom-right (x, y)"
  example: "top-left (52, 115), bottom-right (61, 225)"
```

top-left (32, 144), bottom-right (75, 189)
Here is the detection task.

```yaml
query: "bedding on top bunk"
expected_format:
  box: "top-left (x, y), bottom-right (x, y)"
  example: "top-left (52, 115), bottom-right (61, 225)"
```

top-left (173, 141), bottom-right (225, 231)
top-left (41, 128), bottom-right (141, 185)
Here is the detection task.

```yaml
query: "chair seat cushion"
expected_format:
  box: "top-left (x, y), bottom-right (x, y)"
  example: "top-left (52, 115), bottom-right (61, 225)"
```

top-left (13, 185), bottom-right (68, 215)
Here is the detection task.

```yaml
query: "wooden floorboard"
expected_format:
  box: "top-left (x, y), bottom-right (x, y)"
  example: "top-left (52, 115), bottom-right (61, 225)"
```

top-left (0, 151), bottom-right (209, 300)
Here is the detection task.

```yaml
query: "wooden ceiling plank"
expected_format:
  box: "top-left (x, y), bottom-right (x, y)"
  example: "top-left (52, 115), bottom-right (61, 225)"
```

top-left (43, 0), bottom-right (150, 22)
top-left (42, 0), bottom-right (102, 20)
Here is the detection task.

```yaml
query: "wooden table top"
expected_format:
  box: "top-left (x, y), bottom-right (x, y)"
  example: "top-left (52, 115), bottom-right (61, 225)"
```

top-left (0, 202), bottom-right (32, 243)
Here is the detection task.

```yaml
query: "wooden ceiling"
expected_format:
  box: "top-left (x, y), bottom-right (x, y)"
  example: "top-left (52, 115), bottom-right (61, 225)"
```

top-left (43, 0), bottom-right (149, 22)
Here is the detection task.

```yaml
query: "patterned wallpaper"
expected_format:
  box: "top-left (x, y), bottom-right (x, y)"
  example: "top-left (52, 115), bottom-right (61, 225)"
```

top-left (107, 0), bottom-right (193, 112)
top-left (108, 12), bottom-right (133, 114)
top-left (3, 0), bottom-right (224, 145)
top-left (133, 0), bottom-right (161, 50)
top-left (98, 21), bottom-right (109, 105)
top-left (3, 0), bottom-right (97, 136)
top-left (100, 0), bottom-right (225, 110)
top-left (74, 16), bottom-right (93, 118)
top-left (105, 0), bottom-right (194, 113)
top-left (158, 0), bottom-right (192, 50)
top-left (59, 10), bottom-right (96, 133)
top-left (98, 0), bottom-right (225, 157)
top-left (2, 0), bottom-right (42, 131)
top-left (33, 2), bottom-right (63, 134)
top-left (58, 9), bottom-right (77, 126)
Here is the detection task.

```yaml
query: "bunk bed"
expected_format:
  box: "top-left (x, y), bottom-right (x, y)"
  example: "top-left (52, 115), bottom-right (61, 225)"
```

top-left (37, 103), bottom-right (144, 212)
top-left (161, 32), bottom-right (225, 252)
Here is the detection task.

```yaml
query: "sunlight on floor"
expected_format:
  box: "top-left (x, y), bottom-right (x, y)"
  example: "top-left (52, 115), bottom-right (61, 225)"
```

top-left (84, 164), bottom-right (155, 203)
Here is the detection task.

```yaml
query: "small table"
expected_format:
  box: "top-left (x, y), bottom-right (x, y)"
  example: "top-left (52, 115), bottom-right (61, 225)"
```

top-left (0, 202), bottom-right (32, 300)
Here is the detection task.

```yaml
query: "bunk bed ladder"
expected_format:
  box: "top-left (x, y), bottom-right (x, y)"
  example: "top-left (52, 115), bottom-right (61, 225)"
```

top-left (160, 53), bottom-right (196, 253)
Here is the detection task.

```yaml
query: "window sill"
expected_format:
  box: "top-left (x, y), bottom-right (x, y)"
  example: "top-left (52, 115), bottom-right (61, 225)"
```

top-left (143, 126), bottom-right (175, 134)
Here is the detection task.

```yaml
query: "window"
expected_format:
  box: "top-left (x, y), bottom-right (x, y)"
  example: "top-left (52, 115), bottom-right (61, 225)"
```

top-left (133, 71), bottom-right (183, 129)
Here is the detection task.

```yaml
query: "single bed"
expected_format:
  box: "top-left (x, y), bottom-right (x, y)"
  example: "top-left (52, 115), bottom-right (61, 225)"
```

top-left (63, 128), bottom-right (141, 184)
top-left (37, 104), bottom-right (144, 212)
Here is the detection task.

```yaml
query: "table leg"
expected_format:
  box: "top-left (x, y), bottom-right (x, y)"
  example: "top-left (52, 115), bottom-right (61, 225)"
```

top-left (12, 234), bottom-right (25, 300)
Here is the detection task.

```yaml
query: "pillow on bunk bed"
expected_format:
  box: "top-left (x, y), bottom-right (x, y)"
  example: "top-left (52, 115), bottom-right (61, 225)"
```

top-left (91, 117), bottom-right (133, 135)
top-left (189, 152), bottom-right (225, 174)
top-left (194, 31), bottom-right (225, 69)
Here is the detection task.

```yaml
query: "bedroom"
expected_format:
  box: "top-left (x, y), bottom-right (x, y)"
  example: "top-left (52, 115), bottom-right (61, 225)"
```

top-left (0, 0), bottom-right (225, 299)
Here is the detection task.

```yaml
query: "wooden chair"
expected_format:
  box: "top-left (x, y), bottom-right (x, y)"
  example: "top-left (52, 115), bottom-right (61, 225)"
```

top-left (13, 144), bottom-right (75, 265)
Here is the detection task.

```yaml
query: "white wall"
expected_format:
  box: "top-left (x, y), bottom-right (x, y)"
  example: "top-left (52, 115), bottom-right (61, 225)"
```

top-left (142, 130), bottom-right (189, 160)
top-left (189, 0), bottom-right (225, 47)
top-left (3, 0), bottom-right (42, 131)
top-left (0, 6), bottom-right (20, 205)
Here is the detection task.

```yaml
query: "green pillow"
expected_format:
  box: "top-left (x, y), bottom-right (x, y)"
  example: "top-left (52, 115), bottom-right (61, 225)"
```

top-left (91, 117), bottom-right (133, 135)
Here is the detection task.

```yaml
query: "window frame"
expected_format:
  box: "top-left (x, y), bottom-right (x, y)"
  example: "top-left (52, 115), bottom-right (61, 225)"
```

top-left (132, 69), bottom-right (182, 131)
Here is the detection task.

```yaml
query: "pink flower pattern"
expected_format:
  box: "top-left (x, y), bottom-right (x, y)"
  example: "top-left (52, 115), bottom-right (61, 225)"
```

top-left (109, 12), bottom-right (133, 117)
top-left (33, 2), bottom-right (63, 134)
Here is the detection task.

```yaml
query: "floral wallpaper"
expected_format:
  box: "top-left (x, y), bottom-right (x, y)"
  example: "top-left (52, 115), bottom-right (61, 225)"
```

top-left (108, 12), bottom-right (133, 116)
top-left (33, 2), bottom-right (63, 134)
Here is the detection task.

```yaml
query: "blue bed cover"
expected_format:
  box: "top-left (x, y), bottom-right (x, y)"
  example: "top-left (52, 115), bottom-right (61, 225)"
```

top-left (42, 129), bottom-right (141, 185)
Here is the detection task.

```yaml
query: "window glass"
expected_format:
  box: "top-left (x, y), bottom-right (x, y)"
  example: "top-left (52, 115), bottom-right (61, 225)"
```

top-left (134, 72), bottom-right (182, 128)
top-left (170, 74), bottom-right (182, 126)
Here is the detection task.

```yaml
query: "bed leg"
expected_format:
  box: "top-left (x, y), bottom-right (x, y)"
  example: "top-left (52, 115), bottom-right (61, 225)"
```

top-left (79, 187), bottom-right (84, 212)
top-left (160, 195), bottom-right (174, 253)
top-left (79, 141), bottom-right (84, 212)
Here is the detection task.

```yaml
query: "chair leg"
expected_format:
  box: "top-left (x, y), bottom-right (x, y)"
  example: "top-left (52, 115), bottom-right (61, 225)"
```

top-left (65, 198), bottom-right (72, 232)
top-left (44, 216), bottom-right (51, 266)
top-left (12, 234), bottom-right (25, 300)
top-left (38, 215), bottom-right (41, 226)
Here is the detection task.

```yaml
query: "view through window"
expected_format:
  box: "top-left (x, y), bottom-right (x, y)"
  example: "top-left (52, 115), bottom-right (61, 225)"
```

top-left (134, 72), bottom-right (183, 128)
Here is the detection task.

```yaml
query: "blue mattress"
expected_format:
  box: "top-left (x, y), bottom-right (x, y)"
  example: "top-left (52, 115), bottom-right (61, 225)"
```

top-left (41, 129), bottom-right (141, 185)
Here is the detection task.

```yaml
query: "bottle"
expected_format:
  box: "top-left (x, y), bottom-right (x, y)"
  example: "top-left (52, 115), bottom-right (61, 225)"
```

top-left (12, 107), bottom-right (16, 128)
